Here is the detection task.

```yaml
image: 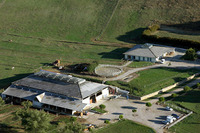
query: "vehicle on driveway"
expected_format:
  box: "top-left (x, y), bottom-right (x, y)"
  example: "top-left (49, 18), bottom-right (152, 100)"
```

top-left (167, 115), bottom-right (176, 123)
top-left (172, 114), bottom-right (180, 119)
top-left (165, 106), bottom-right (173, 111)
top-left (162, 120), bottom-right (169, 125)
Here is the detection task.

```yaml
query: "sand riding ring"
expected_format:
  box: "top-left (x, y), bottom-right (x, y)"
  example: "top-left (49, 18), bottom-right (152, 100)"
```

top-left (95, 65), bottom-right (123, 77)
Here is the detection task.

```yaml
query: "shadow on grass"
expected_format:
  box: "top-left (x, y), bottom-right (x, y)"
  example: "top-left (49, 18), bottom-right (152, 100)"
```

top-left (0, 73), bottom-right (32, 89)
top-left (0, 123), bottom-right (20, 133)
top-left (98, 47), bottom-right (129, 59)
top-left (116, 28), bottom-right (146, 43)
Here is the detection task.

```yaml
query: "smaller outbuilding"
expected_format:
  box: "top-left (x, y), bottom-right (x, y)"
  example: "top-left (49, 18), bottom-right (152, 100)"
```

top-left (123, 43), bottom-right (175, 62)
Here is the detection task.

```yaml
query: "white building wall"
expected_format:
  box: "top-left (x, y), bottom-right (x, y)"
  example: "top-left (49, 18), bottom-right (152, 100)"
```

top-left (135, 56), bottom-right (139, 60)
top-left (124, 55), bottom-right (128, 59)
top-left (102, 88), bottom-right (109, 98)
top-left (82, 97), bottom-right (90, 105)
top-left (96, 94), bottom-right (102, 102)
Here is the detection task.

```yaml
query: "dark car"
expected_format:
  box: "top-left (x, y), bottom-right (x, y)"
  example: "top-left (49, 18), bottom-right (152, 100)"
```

top-left (172, 114), bottom-right (180, 119)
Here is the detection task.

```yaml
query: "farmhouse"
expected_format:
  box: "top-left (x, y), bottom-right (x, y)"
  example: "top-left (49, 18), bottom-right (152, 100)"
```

top-left (2, 70), bottom-right (109, 115)
top-left (124, 43), bottom-right (175, 62)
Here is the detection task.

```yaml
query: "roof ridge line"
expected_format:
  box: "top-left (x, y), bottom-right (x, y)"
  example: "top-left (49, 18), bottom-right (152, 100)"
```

top-left (148, 46), bottom-right (157, 58)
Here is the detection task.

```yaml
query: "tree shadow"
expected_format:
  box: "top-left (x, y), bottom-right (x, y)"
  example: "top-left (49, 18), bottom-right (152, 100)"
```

top-left (98, 47), bottom-right (129, 59)
top-left (98, 118), bottom-right (111, 121)
top-left (112, 112), bottom-right (123, 115)
top-left (161, 21), bottom-right (200, 35)
top-left (121, 106), bottom-right (137, 109)
top-left (116, 28), bottom-right (146, 43)
top-left (157, 108), bottom-right (167, 111)
top-left (0, 123), bottom-right (20, 133)
top-left (133, 101), bottom-right (145, 104)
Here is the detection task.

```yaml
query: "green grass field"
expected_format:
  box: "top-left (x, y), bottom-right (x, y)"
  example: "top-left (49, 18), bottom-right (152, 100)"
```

top-left (0, 33), bottom-right (128, 88)
top-left (0, 0), bottom-right (200, 43)
top-left (128, 61), bottom-right (154, 68)
top-left (95, 120), bottom-right (155, 133)
top-left (106, 67), bottom-right (198, 96)
top-left (167, 89), bottom-right (200, 133)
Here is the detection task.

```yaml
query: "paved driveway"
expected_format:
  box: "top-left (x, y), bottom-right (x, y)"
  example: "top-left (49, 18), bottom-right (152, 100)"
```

top-left (84, 98), bottom-right (181, 133)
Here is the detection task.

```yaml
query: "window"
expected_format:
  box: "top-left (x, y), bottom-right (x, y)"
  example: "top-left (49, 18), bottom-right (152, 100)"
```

top-left (96, 91), bottom-right (102, 96)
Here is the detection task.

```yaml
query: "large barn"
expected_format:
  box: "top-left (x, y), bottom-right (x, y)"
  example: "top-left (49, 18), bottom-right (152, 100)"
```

top-left (123, 43), bottom-right (175, 62)
top-left (2, 70), bottom-right (109, 115)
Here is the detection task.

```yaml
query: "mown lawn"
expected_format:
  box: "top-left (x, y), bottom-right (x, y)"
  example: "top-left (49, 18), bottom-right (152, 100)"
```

top-left (106, 67), bottom-right (198, 96)
top-left (168, 89), bottom-right (200, 133)
top-left (128, 61), bottom-right (155, 68)
top-left (95, 120), bottom-right (155, 133)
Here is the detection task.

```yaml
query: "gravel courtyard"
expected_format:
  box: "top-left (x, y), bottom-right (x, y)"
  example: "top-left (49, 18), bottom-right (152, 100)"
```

top-left (84, 97), bottom-right (181, 133)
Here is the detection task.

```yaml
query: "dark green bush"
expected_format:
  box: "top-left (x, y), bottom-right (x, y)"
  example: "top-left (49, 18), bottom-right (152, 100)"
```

top-left (171, 93), bottom-right (177, 98)
top-left (197, 83), bottom-right (200, 89)
top-left (146, 102), bottom-right (152, 107)
top-left (99, 104), bottom-right (106, 110)
top-left (87, 61), bottom-right (99, 73)
top-left (182, 48), bottom-right (197, 61)
top-left (159, 97), bottom-right (165, 102)
top-left (184, 86), bottom-right (191, 92)
top-left (132, 109), bottom-right (137, 113)
top-left (119, 115), bottom-right (123, 120)
top-left (104, 120), bottom-right (110, 124)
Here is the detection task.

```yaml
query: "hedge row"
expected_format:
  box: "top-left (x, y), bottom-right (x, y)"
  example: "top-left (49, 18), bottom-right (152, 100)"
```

top-left (142, 25), bottom-right (200, 50)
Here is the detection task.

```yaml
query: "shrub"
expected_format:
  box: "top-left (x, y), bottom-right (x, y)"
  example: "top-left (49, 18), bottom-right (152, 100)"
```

top-left (171, 93), bottom-right (177, 98)
top-left (119, 115), bottom-right (123, 120)
top-left (70, 116), bottom-right (77, 122)
top-left (87, 61), bottom-right (99, 73)
top-left (99, 104), bottom-right (106, 110)
top-left (182, 48), bottom-right (197, 61)
top-left (104, 120), bottom-right (110, 124)
top-left (159, 97), bottom-right (165, 102)
top-left (197, 83), bottom-right (200, 89)
top-left (148, 24), bottom-right (160, 32)
top-left (132, 109), bottom-right (137, 113)
top-left (184, 86), bottom-right (191, 92)
top-left (146, 102), bottom-right (152, 107)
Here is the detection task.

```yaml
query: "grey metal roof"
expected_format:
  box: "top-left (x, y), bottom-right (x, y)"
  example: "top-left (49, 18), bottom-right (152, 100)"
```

top-left (12, 70), bottom-right (108, 99)
top-left (2, 85), bottom-right (86, 111)
top-left (80, 81), bottom-right (108, 98)
top-left (13, 74), bottom-right (82, 99)
top-left (123, 44), bottom-right (175, 58)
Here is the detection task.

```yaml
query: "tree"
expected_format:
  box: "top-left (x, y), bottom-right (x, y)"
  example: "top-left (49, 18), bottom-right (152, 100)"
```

top-left (0, 97), bottom-right (5, 106)
top-left (16, 109), bottom-right (51, 133)
top-left (70, 116), bottom-right (77, 123)
top-left (119, 115), bottom-right (123, 120)
top-left (171, 93), bottom-right (177, 98)
top-left (197, 83), bottom-right (200, 89)
top-left (184, 86), bottom-right (191, 92)
top-left (159, 97), bottom-right (165, 102)
top-left (21, 101), bottom-right (32, 110)
top-left (182, 48), bottom-right (197, 61)
top-left (99, 104), bottom-right (106, 110)
top-left (104, 120), bottom-right (110, 124)
top-left (146, 102), bottom-right (152, 107)
top-left (132, 109), bottom-right (137, 113)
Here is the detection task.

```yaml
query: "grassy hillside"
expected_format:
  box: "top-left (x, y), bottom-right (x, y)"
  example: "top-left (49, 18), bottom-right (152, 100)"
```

top-left (0, 0), bottom-right (118, 42)
top-left (0, 0), bottom-right (200, 43)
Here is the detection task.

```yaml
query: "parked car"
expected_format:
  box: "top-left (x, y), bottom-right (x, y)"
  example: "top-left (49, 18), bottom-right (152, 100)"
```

top-left (162, 120), bottom-right (169, 125)
top-left (165, 106), bottom-right (173, 111)
top-left (172, 114), bottom-right (180, 119)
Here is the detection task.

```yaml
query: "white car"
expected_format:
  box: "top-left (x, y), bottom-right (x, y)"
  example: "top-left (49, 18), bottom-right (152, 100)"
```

top-left (165, 106), bottom-right (173, 111)
top-left (162, 120), bottom-right (169, 125)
